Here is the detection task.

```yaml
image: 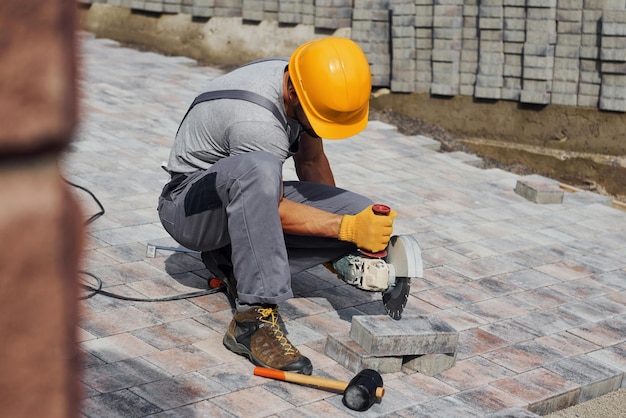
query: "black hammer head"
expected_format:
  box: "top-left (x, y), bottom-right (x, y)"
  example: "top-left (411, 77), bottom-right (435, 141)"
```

top-left (342, 369), bottom-right (384, 411)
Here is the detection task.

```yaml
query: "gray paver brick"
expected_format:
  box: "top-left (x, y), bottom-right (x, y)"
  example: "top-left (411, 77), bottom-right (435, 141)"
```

top-left (349, 315), bottom-right (459, 356)
top-left (403, 352), bottom-right (457, 375)
top-left (324, 332), bottom-right (404, 373)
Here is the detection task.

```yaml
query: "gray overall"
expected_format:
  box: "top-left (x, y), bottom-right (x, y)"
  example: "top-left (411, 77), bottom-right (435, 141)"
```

top-left (158, 67), bottom-right (371, 305)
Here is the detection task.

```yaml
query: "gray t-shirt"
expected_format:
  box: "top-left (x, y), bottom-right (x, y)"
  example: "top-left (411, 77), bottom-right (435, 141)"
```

top-left (166, 59), bottom-right (302, 173)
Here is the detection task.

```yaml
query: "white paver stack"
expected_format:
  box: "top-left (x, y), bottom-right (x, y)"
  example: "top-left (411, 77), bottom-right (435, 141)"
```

top-left (415, 0), bottom-right (434, 93)
top-left (352, 0), bottom-right (392, 87)
top-left (599, 5), bottom-right (626, 111)
top-left (502, 0), bottom-right (526, 101)
top-left (430, 0), bottom-right (464, 97)
top-left (460, 1), bottom-right (478, 97)
top-left (391, 0), bottom-right (417, 92)
top-left (89, 0), bottom-right (626, 113)
top-left (520, 0), bottom-right (557, 105)
top-left (476, 0), bottom-right (504, 100)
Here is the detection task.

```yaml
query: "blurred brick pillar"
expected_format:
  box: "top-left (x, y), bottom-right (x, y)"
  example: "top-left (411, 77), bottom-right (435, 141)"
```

top-left (0, 1), bottom-right (83, 417)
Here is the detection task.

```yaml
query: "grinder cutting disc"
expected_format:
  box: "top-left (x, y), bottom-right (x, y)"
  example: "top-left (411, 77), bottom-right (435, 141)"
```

top-left (382, 277), bottom-right (410, 320)
top-left (382, 235), bottom-right (423, 320)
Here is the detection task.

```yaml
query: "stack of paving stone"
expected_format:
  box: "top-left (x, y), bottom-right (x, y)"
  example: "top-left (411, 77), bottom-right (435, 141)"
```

top-left (520, 0), bottom-right (557, 104)
top-left (475, 0), bottom-right (504, 99)
top-left (600, 8), bottom-right (626, 112)
top-left (243, 0), bottom-right (315, 38)
top-left (459, 1), bottom-right (478, 96)
top-left (414, 0), bottom-right (434, 93)
top-left (430, 0), bottom-right (463, 97)
top-left (162, 0), bottom-right (182, 13)
top-left (578, 0), bottom-right (602, 107)
top-left (191, 0), bottom-right (215, 19)
top-left (91, 0), bottom-right (626, 115)
top-left (552, 0), bottom-right (583, 106)
top-left (143, 0), bottom-right (164, 13)
top-left (262, 0), bottom-right (278, 21)
top-left (352, 0), bottom-right (391, 87)
top-left (301, 0), bottom-right (315, 25)
top-left (325, 315), bottom-right (459, 376)
top-left (213, 0), bottom-right (242, 17)
top-left (277, 0), bottom-right (300, 24)
top-left (502, 0), bottom-right (526, 101)
top-left (179, 0), bottom-right (192, 15)
top-left (315, 0), bottom-right (353, 30)
top-left (242, 0), bottom-right (263, 21)
top-left (390, 0), bottom-right (416, 92)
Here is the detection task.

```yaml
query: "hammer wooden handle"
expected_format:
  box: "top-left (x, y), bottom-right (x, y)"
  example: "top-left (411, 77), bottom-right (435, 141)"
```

top-left (253, 367), bottom-right (385, 398)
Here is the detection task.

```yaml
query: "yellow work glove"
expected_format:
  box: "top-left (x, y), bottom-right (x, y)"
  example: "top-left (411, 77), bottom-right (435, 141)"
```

top-left (338, 205), bottom-right (397, 253)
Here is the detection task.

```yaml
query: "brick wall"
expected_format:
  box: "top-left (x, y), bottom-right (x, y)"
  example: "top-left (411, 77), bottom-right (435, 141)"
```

top-left (0, 1), bottom-right (83, 417)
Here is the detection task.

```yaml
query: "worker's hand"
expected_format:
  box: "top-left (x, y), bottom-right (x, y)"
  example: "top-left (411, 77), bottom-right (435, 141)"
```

top-left (338, 205), bottom-right (397, 253)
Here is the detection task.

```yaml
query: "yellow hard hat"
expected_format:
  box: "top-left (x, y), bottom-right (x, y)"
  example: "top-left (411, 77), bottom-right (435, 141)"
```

top-left (289, 37), bottom-right (371, 139)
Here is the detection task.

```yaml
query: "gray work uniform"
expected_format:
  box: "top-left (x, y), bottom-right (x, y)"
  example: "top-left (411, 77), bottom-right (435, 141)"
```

top-left (157, 59), bottom-right (371, 305)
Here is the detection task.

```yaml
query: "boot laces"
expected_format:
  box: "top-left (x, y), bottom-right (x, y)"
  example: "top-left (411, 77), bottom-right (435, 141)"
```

top-left (257, 307), bottom-right (297, 355)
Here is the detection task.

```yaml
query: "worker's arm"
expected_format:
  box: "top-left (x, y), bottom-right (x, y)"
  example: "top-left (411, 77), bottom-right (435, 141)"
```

top-left (279, 198), bottom-right (397, 253)
top-left (293, 133), bottom-right (335, 186)
top-left (279, 198), bottom-right (342, 237)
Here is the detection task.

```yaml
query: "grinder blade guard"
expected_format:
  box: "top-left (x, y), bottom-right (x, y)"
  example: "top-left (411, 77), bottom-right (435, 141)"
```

top-left (332, 234), bottom-right (423, 320)
top-left (383, 234), bottom-right (423, 320)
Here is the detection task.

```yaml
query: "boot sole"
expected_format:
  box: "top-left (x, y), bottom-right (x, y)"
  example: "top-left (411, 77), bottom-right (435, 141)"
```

top-left (223, 332), bottom-right (313, 375)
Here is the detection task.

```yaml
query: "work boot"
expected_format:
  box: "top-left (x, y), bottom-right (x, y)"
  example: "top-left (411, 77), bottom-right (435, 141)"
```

top-left (223, 305), bottom-right (313, 375)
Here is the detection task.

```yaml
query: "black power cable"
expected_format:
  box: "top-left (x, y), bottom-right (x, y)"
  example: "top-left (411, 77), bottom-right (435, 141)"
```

top-left (66, 179), bottom-right (225, 302)
top-left (64, 179), bottom-right (105, 225)
top-left (79, 271), bottom-right (224, 301)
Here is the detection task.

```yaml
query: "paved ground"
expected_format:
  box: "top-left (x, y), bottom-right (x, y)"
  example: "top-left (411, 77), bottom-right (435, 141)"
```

top-left (66, 32), bottom-right (626, 417)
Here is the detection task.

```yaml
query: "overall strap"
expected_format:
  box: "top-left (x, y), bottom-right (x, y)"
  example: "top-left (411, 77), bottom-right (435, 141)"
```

top-left (176, 57), bottom-right (290, 135)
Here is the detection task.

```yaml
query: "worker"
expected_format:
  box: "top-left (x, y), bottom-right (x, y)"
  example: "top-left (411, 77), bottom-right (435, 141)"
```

top-left (157, 37), bottom-right (396, 375)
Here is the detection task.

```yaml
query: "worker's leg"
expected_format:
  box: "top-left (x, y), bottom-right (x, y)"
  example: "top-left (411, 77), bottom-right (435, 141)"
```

top-left (159, 152), bottom-right (311, 374)
top-left (158, 151), bottom-right (292, 305)
top-left (282, 181), bottom-right (373, 275)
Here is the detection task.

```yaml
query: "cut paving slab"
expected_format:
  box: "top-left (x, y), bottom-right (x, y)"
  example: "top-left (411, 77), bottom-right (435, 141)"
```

top-left (69, 33), bottom-right (626, 417)
top-left (349, 315), bottom-right (459, 357)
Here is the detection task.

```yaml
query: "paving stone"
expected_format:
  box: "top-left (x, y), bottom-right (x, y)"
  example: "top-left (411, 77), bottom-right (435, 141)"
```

top-left (81, 389), bottom-right (163, 417)
top-left (81, 306), bottom-right (162, 337)
top-left (515, 178), bottom-right (564, 204)
top-left (403, 352), bottom-right (457, 376)
top-left (403, 395), bottom-right (487, 418)
top-left (349, 315), bottom-right (458, 356)
top-left (544, 354), bottom-right (624, 403)
top-left (491, 368), bottom-right (580, 416)
top-left (130, 372), bottom-right (228, 410)
top-left (451, 385), bottom-right (528, 415)
top-left (130, 318), bottom-right (220, 350)
top-left (486, 407), bottom-right (541, 417)
top-left (276, 400), bottom-right (354, 418)
top-left (149, 400), bottom-right (236, 417)
top-left (210, 385), bottom-right (295, 417)
top-left (324, 332), bottom-right (404, 374)
top-left (81, 357), bottom-right (168, 394)
top-left (482, 340), bottom-right (563, 373)
top-left (438, 356), bottom-right (517, 392)
top-left (568, 317), bottom-right (626, 348)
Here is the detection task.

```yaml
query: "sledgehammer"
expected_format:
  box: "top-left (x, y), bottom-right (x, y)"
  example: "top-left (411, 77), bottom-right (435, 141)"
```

top-left (253, 367), bottom-right (385, 411)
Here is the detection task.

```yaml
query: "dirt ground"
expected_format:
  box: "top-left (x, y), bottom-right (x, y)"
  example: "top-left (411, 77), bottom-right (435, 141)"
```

top-left (370, 92), bottom-right (626, 204)
top-left (544, 388), bottom-right (626, 418)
